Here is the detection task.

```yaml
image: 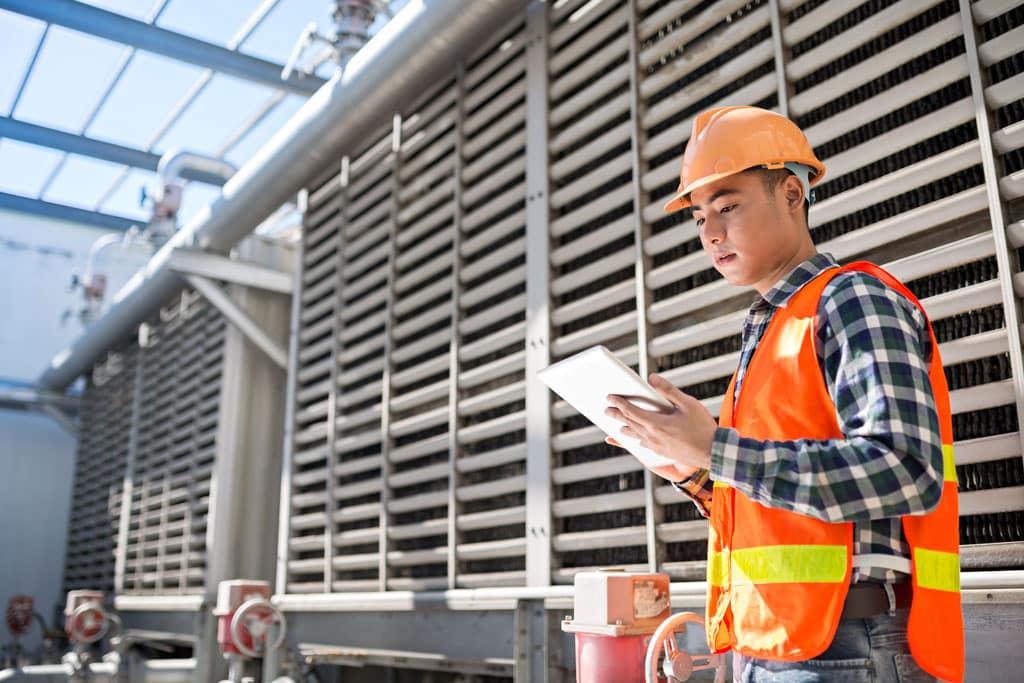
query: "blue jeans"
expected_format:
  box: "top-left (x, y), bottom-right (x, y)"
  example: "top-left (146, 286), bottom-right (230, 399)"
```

top-left (732, 609), bottom-right (937, 682)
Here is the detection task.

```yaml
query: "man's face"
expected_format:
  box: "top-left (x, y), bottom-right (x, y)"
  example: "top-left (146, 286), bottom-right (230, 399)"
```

top-left (689, 171), bottom-right (803, 295)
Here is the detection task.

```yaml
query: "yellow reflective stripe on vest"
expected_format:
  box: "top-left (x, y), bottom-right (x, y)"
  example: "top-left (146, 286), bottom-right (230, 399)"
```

top-left (942, 444), bottom-right (956, 483)
top-left (708, 545), bottom-right (847, 587)
top-left (914, 548), bottom-right (960, 593)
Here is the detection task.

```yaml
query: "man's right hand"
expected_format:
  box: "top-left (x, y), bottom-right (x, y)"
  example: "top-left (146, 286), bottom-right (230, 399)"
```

top-left (604, 436), bottom-right (699, 483)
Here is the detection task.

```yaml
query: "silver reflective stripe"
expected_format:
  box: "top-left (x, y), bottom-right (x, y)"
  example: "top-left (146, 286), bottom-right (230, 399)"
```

top-left (852, 553), bottom-right (912, 575)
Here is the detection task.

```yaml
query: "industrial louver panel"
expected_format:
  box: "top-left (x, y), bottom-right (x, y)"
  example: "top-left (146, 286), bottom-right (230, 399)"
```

top-left (546, 0), bottom-right (649, 584)
top-left (385, 79), bottom-right (458, 591)
top-left (958, 0), bottom-right (1024, 546)
top-left (64, 346), bottom-right (137, 594)
top-left (454, 17), bottom-right (529, 589)
top-left (331, 129), bottom-right (395, 592)
top-left (120, 291), bottom-right (225, 595)
top-left (783, 0), bottom-right (1023, 553)
top-left (286, 164), bottom-right (343, 594)
top-left (638, 0), bottom-right (1022, 574)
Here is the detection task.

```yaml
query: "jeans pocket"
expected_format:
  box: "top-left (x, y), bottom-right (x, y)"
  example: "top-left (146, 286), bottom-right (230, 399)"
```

top-left (894, 653), bottom-right (937, 682)
top-left (739, 656), bottom-right (873, 682)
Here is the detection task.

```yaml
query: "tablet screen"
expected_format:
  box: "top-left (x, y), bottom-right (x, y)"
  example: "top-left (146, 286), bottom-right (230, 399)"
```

top-left (537, 346), bottom-right (680, 470)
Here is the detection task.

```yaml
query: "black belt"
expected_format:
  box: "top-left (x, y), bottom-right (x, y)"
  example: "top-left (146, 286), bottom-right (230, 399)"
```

top-left (840, 583), bottom-right (912, 620)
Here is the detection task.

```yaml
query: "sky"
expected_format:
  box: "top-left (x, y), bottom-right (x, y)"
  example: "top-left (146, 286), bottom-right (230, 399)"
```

top-left (0, 0), bottom-right (404, 233)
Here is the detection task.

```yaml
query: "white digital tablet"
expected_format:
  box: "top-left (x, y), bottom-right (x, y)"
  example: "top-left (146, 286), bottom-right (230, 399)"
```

top-left (537, 345), bottom-right (681, 470)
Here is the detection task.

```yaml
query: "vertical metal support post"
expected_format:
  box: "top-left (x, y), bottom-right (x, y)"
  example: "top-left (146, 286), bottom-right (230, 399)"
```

top-left (515, 599), bottom-right (564, 683)
top-left (523, 0), bottom-right (553, 588)
top-left (276, 189), bottom-right (308, 596)
top-left (324, 161), bottom-right (350, 594)
top-left (114, 347), bottom-right (145, 595)
top-left (767, 0), bottom-right (791, 117)
top-left (379, 115), bottom-right (403, 591)
top-left (155, 476), bottom-right (170, 592)
top-left (958, 0), bottom-right (1024, 454)
top-left (627, 0), bottom-right (663, 573)
top-left (448, 65), bottom-right (467, 590)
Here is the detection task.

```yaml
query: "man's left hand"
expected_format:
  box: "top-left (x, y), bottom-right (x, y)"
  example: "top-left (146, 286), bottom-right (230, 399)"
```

top-left (604, 373), bottom-right (717, 471)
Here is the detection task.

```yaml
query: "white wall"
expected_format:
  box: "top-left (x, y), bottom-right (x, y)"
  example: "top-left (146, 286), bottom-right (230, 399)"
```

top-left (0, 408), bottom-right (75, 653)
top-left (0, 209), bottom-right (145, 657)
top-left (0, 208), bottom-right (148, 385)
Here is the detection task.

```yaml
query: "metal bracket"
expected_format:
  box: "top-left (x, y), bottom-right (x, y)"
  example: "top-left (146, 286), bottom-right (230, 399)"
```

top-left (184, 274), bottom-right (288, 370)
top-left (170, 248), bottom-right (292, 295)
top-left (0, 386), bottom-right (79, 435)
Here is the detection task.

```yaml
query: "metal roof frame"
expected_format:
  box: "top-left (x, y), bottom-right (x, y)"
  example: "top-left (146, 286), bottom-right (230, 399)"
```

top-left (0, 116), bottom-right (230, 185)
top-left (0, 0), bottom-right (325, 96)
top-left (0, 191), bottom-right (138, 231)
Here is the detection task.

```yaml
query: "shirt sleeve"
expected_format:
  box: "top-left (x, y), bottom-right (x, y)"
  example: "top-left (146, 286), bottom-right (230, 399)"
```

top-left (708, 272), bottom-right (946, 523)
top-left (671, 466), bottom-right (715, 518)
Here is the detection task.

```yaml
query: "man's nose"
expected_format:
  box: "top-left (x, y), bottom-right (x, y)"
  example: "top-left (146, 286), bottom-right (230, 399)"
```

top-left (701, 216), bottom-right (724, 244)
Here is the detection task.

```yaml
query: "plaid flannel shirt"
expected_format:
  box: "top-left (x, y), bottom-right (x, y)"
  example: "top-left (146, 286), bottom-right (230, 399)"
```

top-left (675, 253), bottom-right (945, 583)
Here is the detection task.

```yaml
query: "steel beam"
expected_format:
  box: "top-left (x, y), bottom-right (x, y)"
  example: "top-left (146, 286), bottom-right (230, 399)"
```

top-left (0, 190), bottom-right (138, 231)
top-left (523, 0), bottom-right (553, 588)
top-left (0, 0), bottom-right (324, 96)
top-left (169, 248), bottom-right (292, 294)
top-left (184, 274), bottom-right (288, 369)
top-left (0, 116), bottom-right (231, 185)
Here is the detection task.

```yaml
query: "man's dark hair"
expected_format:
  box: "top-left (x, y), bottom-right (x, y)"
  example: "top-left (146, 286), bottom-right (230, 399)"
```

top-left (741, 167), bottom-right (810, 226)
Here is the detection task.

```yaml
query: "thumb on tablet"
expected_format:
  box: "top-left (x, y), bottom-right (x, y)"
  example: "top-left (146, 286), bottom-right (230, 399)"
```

top-left (604, 436), bottom-right (622, 448)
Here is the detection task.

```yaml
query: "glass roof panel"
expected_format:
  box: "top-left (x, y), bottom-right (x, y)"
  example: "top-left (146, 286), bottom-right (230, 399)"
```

top-left (155, 73), bottom-right (276, 157)
top-left (0, 10), bottom-right (47, 115)
top-left (240, 0), bottom-right (334, 63)
top-left (0, 140), bottom-right (67, 196)
top-left (156, 0), bottom-right (260, 46)
top-left (42, 156), bottom-right (131, 210)
top-left (12, 27), bottom-right (129, 132)
top-left (224, 93), bottom-right (306, 168)
top-left (98, 167), bottom-right (157, 220)
top-left (85, 51), bottom-right (205, 149)
top-left (78, 0), bottom-right (157, 21)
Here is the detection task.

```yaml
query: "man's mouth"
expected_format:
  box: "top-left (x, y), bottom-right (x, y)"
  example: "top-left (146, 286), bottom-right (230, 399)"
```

top-left (714, 252), bottom-right (735, 265)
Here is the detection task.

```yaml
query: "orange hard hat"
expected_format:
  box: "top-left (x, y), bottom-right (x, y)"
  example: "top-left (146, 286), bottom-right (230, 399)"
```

top-left (663, 106), bottom-right (826, 213)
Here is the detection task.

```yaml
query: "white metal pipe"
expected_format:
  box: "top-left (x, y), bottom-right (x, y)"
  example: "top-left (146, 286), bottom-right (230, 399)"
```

top-left (157, 149), bottom-right (236, 186)
top-left (38, 0), bottom-right (529, 391)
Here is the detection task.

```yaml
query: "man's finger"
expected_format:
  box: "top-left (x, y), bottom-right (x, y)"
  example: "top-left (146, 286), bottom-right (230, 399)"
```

top-left (649, 374), bottom-right (690, 410)
top-left (605, 436), bottom-right (621, 448)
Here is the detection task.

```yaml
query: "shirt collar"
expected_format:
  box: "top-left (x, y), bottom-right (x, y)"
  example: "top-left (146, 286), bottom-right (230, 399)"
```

top-left (758, 252), bottom-right (839, 310)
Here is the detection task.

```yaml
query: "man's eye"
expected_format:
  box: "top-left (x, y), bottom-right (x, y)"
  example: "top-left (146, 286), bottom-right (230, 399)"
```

top-left (720, 204), bottom-right (736, 214)
top-left (695, 217), bottom-right (705, 227)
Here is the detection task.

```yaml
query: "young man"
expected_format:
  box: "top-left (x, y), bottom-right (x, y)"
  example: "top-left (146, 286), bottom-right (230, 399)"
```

top-left (604, 106), bottom-right (963, 682)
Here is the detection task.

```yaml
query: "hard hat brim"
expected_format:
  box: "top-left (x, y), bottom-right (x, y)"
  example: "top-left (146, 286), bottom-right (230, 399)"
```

top-left (662, 169), bottom-right (744, 214)
top-left (662, 160), bottom-right (826, 215)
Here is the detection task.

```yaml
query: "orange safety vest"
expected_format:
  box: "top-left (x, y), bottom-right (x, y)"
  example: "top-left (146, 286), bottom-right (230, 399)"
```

top-left (706, 262), bottom-right (963, 682)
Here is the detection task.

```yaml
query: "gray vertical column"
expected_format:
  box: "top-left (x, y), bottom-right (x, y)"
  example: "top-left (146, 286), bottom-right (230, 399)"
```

top-left (448, 65), bottom-right (467, 590)
top-left (768, 0), bottom-right (791, 117)
top-left (626, 0), bottom-right (663, 573)
top-left (523, 0), bottom-right (552, 588)
top-left (323, 165), bottom-right (348, 594)
top-left (959, 0), bottom-right (1024, 452)
top-left (276, 189), bottom-right (308, 595)
top-left (114, 346), bottom-right (144, 595)
top-left (378, 115), bottom-right (402, 592)
top-left (324, 160), bottom-right (349, 594)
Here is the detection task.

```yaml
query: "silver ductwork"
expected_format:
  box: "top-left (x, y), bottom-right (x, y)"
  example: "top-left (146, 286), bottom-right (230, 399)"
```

top-left (157, 150), bottom-right (237, 188)
top-left (38, 0), bottom-right (528, 391)
top-left (0, 659), bottom-right (196, 682)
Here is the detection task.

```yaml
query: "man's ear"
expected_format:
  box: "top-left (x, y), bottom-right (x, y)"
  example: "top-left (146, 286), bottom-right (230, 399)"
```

top-left (782, 174), bottom-right (805, 215)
